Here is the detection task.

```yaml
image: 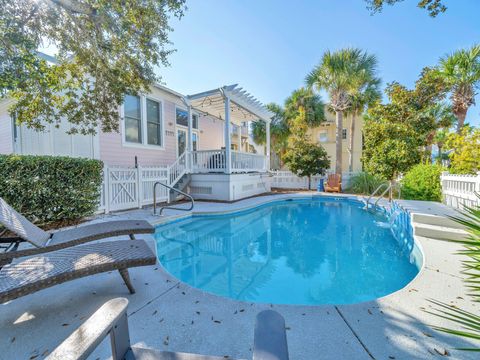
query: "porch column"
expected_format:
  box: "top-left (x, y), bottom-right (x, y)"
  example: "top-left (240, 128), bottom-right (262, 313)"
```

top-left (266, 120), bottom-right (271, 171)
top-left (237, 125), bottom-right (242, 151)
top-left (224, 96), bottom-right (232, 174)
top-left (187, 104), bottom-right (193, 170)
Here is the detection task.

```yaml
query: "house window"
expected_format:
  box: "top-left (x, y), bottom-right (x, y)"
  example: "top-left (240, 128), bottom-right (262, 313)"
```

top-left (124, 95), bottom-right (142, 143)
top-left (176, 108), bottom-right (198, 129)
top-left (193, 114), bottom-right (199, 129)
top-left (146, 98), bottom-right (162, 146)
top-left (342, 128), bottom-right (347, 140)
top-left (319, 130), bottom-right (328, 143)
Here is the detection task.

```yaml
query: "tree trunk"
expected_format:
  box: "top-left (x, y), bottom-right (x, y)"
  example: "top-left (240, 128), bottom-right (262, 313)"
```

top-left (455, 108), bottom-right (468, 134)
top-left (335, 110), bottom-right (343, 175)
top-left (348, 112), bottom-right (356, 172)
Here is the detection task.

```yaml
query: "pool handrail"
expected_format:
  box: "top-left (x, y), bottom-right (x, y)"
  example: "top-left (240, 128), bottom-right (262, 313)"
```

top-left (153, 181), bottom-right (194, 216)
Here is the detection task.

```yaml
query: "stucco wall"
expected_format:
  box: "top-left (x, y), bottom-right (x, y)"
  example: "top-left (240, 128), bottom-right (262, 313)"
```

top-left (308, 112), bottom-right (364, 173)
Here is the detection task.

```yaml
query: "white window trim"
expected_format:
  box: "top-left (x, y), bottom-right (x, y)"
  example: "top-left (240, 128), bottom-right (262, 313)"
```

top-left (174, 105), bottom-right (199, 130)
top-left (175, 127), bottom-right (200, 157)
top-left (121, 94), bottom-right (166, 150)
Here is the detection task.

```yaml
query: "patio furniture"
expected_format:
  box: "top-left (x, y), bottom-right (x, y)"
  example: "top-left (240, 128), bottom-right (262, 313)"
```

top-left (0, 240), bottom-right (156, 303)
top-left (0, 197), bottom-right (154, 265)
top-left (324, 174), bottom-right (342, 193)
top-left (46, 297), bottom-right (289, 360)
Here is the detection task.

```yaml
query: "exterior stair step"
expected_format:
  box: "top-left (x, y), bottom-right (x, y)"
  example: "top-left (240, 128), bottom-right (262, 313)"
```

top-left (413, 222), bottom-right (469, 241)
top-left (411, 213), bottom-right (467, 230)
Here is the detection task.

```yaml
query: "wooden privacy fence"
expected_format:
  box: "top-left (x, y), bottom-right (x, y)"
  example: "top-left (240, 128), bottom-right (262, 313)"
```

top-left (271, 171), bottom-right (356, 190)
top-left (97, 165), bottom-right (169, 213)
top-left (441, 172), bottom-right (480, 210)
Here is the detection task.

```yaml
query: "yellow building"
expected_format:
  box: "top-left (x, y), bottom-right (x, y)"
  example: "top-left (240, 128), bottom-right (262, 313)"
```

top-left (308, 112), bottom-right (363, 173)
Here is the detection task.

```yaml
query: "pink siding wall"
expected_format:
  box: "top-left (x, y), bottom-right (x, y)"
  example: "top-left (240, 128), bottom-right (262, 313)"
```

top-left (99, 99), bottom-right (177, 166)
top-left (99, 85), bottom-right (226, 167)
top-left (198, 115), bottom-right (224, 150)
top-left (0, 101), bottom-right (13, 154)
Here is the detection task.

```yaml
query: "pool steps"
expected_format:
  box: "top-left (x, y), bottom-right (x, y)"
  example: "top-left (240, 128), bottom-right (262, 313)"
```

top-left (411, 213), bottom-right (468, 241)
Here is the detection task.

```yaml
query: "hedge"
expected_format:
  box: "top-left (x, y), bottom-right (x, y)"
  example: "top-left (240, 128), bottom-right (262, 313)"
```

top-left (0, 154), bottom-right (103, 225)
top-left (401, 163), bottom-right (443, 202)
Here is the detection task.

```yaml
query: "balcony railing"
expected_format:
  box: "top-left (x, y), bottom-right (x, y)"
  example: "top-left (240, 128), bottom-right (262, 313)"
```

top-left (190, 150), bottom-right (266, 174)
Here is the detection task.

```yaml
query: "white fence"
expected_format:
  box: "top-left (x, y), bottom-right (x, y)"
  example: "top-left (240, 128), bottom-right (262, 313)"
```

top-left (441, 172), bottom-right (480, 210)
top-left (271, 171), bottom-right (356, 190)
top-left (98, 165), bottom-right (169, 213)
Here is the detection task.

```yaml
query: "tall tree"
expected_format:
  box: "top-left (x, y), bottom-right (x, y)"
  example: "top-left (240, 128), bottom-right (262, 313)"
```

top-left (366, 0), bottom-right (447, 17)
top-left (283, 108), bottom-right (330, 189)
top-left (347, 61), bottom-right (381, 172)
top-left (0, 0), bottom-right (186, 134)
top-left (433, 45), bottom-right (480, 133)
top-left (306, 48), bottom-right (375, 175)
top-left (251, 103), bottom-right (289, 169)
top-left (284, 87), bottom-right (325, 127)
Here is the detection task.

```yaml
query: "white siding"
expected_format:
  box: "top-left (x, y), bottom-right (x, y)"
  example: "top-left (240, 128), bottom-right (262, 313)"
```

top-left (0, 100), bottom-right (14, 154)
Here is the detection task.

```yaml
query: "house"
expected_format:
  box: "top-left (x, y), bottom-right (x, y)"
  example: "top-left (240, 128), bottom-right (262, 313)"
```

top-left (308, 112), bottom-right (363, 173)
top-left (0, 83), bottom-right (274, 203)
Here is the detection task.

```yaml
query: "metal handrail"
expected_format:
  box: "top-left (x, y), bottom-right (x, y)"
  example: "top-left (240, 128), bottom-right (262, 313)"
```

top-left (365, 182), bottom-right (401, 210)
top-left (365, 183), bottom-right (389, 208)
top-left (374, 184), bottom-right (392, 207)
top-left (153, 181), bottom-right (194, 216)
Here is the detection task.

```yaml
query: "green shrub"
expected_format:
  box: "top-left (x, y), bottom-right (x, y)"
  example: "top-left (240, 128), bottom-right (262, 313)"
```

top-left (401, 164), bottom-right (443, 202)
top-left (0, 154), bottom-right (103, 225)
top-left (345, 172), bottom-right (387, 195)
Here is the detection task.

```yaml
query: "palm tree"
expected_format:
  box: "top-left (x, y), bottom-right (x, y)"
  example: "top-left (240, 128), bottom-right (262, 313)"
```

top-left (433, 128), bottom-right (449, 163)
top-left (284, 87), bottom-right (325, 127)
top-left (347, 77), bottom-right (381, 172)
top-left (434, 45), bottom-right (480, 133)
top-left (420, 103), bottom-right (455, 160)
top-left (306, 48), bottom-right (378, 174)
top-left (251, 103), bottom-right (289, 169)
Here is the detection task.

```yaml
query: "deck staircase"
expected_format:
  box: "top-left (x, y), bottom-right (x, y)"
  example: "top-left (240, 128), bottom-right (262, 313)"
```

top-left (167, 152), bottom-right (192, 203)
top-left (169, 173), bottom-right (191, 202)
top-left (411, 212), bottom-right (469, 241)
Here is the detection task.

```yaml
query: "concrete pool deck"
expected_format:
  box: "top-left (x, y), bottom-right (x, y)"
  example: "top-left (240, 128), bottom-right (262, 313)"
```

top-left (0, 193), bottom-right (477, 359)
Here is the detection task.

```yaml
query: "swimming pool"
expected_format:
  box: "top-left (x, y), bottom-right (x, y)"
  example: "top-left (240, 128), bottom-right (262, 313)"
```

top-left (154, 197), bottom-right (422, 305)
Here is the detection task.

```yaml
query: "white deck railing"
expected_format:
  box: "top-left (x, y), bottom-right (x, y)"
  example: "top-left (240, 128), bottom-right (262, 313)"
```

top-left (191, 150), bottom-right (226, 173)
top-left (169, 151), bottom-right (187, 186)
top-left (190, 150), bottom-right (266, 173)
top-left (441, 172), bottom-right (480, 210)
top-left (231, 151), bottom-right (266, 172)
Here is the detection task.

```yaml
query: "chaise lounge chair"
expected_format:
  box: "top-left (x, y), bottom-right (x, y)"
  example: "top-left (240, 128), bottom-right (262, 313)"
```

top-left (0, 197), bottom-right (157, 303)
top-left (47, 297), bottom-right (290, 360)
top-left (324, 174), bottom-right (342, 193)
top-left (0, 197), bottom-right (154, 265)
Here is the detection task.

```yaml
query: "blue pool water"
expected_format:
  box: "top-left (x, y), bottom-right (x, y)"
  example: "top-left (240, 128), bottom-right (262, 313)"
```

top-left (154, 198), bottom-right (421, 305)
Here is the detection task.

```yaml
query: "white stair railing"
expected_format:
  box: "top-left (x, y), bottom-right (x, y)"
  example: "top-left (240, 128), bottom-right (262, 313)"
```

top-left (168, 151), bottom-right (188, 187)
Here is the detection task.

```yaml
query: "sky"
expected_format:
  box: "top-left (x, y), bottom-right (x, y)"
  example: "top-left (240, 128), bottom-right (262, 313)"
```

top-left (158, 0), bottom-right (480, 126)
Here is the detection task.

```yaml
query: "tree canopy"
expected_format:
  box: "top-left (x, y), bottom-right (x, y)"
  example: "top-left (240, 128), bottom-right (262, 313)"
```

top-left (0, 0), bottom-right (186, 134)
top-left (432, 44), bottom-right (480, 133)
top-left (306, 48), bottom-right (379, 174)
top-left (282, 108), bottom-right (330, 188)
top-left (366, 0), bottom-right (447, 17)
top-left (445, 126), bottom-right (480, 174)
